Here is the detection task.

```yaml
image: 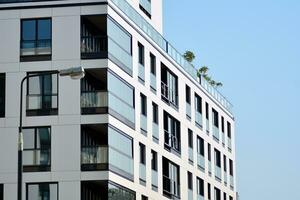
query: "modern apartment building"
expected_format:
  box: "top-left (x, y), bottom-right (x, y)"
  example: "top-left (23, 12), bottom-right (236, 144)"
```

top-left (0, 0), bottom-right (236, 200)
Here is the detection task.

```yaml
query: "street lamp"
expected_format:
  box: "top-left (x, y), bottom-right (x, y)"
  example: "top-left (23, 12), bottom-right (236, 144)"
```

top-left (17, 66), bottom-right (85, 200)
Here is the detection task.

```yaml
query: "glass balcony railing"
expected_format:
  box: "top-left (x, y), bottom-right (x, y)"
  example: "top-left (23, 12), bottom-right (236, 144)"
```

top-left (150, 73), bottom-right (157, 91)
top-left (197, 194), bottom-right (204, 200)
top-left (81, 91), bottom-right (108, 108)
top-left (188, 189), bottom-right (193, 200)
top-left (152, 169), bottom-right (158, 188)
top-left (195, 111), bottom-right (203, 127)
top-left (228, 137), bottom-right (232, 151)
top-left (81, 35), bottom-right (107, 58)
top-left (188, 147), bottom-right (193, 162)
top-left (23, 149), bottom-right (50, 166)
top-left (230, 175), bottom-right (234, 188)
top-left (81, 146), bottom-right (108, 164)
top-left (222, 132), bottom-right (226, 146)
top-left (213, 126), bottom-right (219, 141)
top-left (26, 94), bottom-right (58, 110)
top-left (208, 160), bottom-right (212, 175)
top-left (140, 163), bottom-right (146, 182)
top-left (139, 0), bottom-right (151, 14)
top-left (20, 39), bottom-right (51, 56)
top-left (138, 63), bottom-right (145, 82)
top-left (140, 114), bottom-right (147, 132)
top-left (186, 103), bottom-right (191, 119)
top-left (215, 166), bottom-right (222, 180)
top-left (197, 154), bottom-right (205, 170)
top-left (110, 0), bottom-right (233, 114)
top-left (163, 175), bottom-right (180, 198)
top-left (109, 147), bottom-right (134, 176)
top-left (206, 119), bottom-right (210, 133)
top-left (224, 171), bottom-right (228, 185)
top-left (152, 122), bottom-right (159, 141)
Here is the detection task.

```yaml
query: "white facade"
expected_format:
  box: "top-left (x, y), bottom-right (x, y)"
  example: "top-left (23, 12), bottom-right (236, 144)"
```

top-left (0, 0), bottom-right (236, 200)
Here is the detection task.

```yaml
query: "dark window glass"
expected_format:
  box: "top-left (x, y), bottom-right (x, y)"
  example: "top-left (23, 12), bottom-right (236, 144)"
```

top-left (108, 183), bottom-right (135, 200)
top-left (27, 183), bottom-right (57, 200)
top-left (205, 102), bottom-right (209, 119)
top-left (221, 116), bottom-right (225, 133)
top-left (141, 93), bottom-right (147, 116)
top-left (22, 20), bottom-right (36, 41)
top-left (188, 129), bottom-right (193, 148)
top-left (141, 195), bottom-right (148, 200)
top-left (195, 94), bottom-right (202, 113)
top-left (161, 63), bottom-right (178, 107)
top-left (229, 159), bottom-right (234, 176)
top-left (208, 183), bottom-right (211, 200)
top-left (187, 171), bottom-right (193, 190)
top-left (214, 149), bottom-right (221, 167)
top-left (214, 187), bottom-right (221, 200)
top-left (150, 53), bottom-right (156, 75)
top-left (139, 143), bottom-right (146, 165)
top-left (23, 127), bottom-right (51, 170)
top-left (37, 19), bottom-right (51, 40)
top-left (227, 122), bottom-right (232, 138)
top-left (224, 155), bottom-right (227, 171)
top-left (164, 111), bottom-right (181, 152)
top-left (212, 108), bottom-right (219, 127)
top-left (197, 177), bottom-right (204, 196)
top-left (208, 144), bottom-right (211, 161)
top-left (0, 74), bottom-right (5, 117)
top-left (151, 150), bottom-right (157, 171)
top-left (0, 184), bottom-right (3, 200)
top-left (197, 136), bottom-right (204, 156)
top-left (138, 42), bottom-right (144, 65)
top-left (152, 102), bottom-right (158, 124)
top-left (224, 192), bottom-right (227, 200)
top-left (186, 85), bottom-right (191, 104)
top-left (229, 196), bottom-right (233, 200)
top-left (162, 157), bottom-right (180, 198)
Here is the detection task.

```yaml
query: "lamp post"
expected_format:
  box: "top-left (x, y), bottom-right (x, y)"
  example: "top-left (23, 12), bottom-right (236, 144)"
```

top-left (17, 66), bottom-right (85, 200)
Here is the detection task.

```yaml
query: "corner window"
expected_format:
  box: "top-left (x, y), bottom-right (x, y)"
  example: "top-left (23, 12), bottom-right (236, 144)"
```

top-left (27, 183), bottom-right (57, 200)
top-left (23, 127), bottom-right (51, 172)
top-left (27, 72), bottom-right (58, 116)
top-left (0, 74), bottom-right (5, 118)
top-left (21, 18), bottom-right (52, 61)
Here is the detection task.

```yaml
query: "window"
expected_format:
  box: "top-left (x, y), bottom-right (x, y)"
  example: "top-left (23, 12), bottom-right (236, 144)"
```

top-left (0, 184), bottom-right (3, 200)
top-left (164, 111), bottom-right (181, 153)
top-left (138, 42), bottom-right (145, 66)
top-left (227, 122), bottom-right (232, 138)
top-left (188, 129), bottom-right (193, 148)
top-left (224, 155), bottom-right (227, 172)
top-left (150, 53), bottom-right (156, 75)
top-left (221, 116), bottom-right (225, 133)
top-left (27, 183), bottom-right (57, 200)
top-left (229, 159), bottom-right (234, 176)
top-left (161, 63), bottom-right (178, 107)
top-left (152, 102), bottom-right (158, 124)
top-left (214, 187), bottom-right (221, 200)
top-left (151, 150), bottom-right (157, 171)
top-left (21, 18), bottom-right (52, 61)
top-left (108, 182), bottom-right (136, 200)
top-left (27, 72), bottom-right (58, 116)
top-left (229, 196), bottom-right (233, 200)
top-left (195, 94), bottom-right (202, 113)
top-left (224, 192), bottom-right (227, 200)
top-left (207, 183), bottom-right (211, 200)
top-left (212, 108), bottom-right (219, 128)
top-left (186, 85), bottom-right (191, 104)
top-left (197, 136), bottom-right (205, 156)
top-left (141, 93), bottom-right (147, 116)
top-left (208, 143), bottom-right (211, 161)
top-left (162, 157), bottom-right (180, 198)
top-left (196, 177), bottom-right (204, 197)
top-left (141, 195), bottom-right (148, 200)
top-left (205, 102), bottom-right (209, 120)
top-left (139, 0), bottom-right (151, 18)
top-left (214, 149), bottom-right (221, 168)
top-left (0, 74), bottom-right (5, 118)
top-left (187, 171), bottom-right (193, 190)
top-left (23, 127), bottom-right (51, 172)
top-left (139, 143), bottom-right (146, 165)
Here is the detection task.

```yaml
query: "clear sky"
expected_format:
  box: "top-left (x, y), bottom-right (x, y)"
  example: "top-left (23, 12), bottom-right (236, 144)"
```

top-left (163, 0), bottom-right (300, 199)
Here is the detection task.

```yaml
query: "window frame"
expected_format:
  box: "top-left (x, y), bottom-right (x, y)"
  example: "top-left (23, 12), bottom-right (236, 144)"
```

top-left (0, 73), bottom-right (5, 118)
top-left (26, 182), bottom-right (58, 200)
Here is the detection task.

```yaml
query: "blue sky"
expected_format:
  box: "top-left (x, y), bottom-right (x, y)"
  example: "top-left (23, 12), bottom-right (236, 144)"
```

top-left (163, 1), bottom-right (300, 199)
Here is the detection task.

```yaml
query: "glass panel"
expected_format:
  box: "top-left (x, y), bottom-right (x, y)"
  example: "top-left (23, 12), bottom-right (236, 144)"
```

top-left (152, 170), bottom-right (158, 187)
top-left (108, 183), bottom-right (135, 200)
top-left (140, 114), bottom-right (147, 132)
top-left (139, 163), bottom-right (146, 181)
top-left (28, 76), bottom-right (42, 95)
top-left (22, 20), bottom-right (36, 41)
top-left (38, 19), bottom-right (51, 40)
top-left (81, 146), bottom-right (108, 164)
top-left (109, 147), bottom-right (133, 176)
top-left (108, 127), bottom-right (132, 157)
top-left (27, 183), bottom-right (57, 200)
top-left (36, 127), bottom-right (50, 149)
top-left (23, 128), bottom-right (35, 149)
top-left (23, 149), bottom-right (50, 166)
top-left (81, 91), bottom-right (108, 108)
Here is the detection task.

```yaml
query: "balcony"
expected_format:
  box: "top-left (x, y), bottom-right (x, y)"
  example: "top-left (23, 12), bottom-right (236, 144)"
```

top-left (152, 170), bottom-right (158, 190)
top-left (109, 146), bottom-right (134, 178)
top-left (81, 146), bottom-right (108, 170)
top-left (164, 130), bottom-right (180, 153)
top-left (138, 63), bottom-right (145, 82)
top-left (228, 137), bottom-right (232, 151)
top-left (163, 175), bottom-right (180, 199)
top-left (213, 126), bottom-right (220, 141)
top-left (161, 81), bottom-right (178, 107)
top-left (186, 103), bottom-right (191, 119)
top-left (224, 171), bottom-right (228, 185)
top-left (81, 35), bottom-right (107, 59)
top-left (206, 119), bottom-right (210, 134)
top-left (215, 166), bottom-right (222, 181)
top-left (197, 154), bottom-right (205, 171)
top-left (188, 147), bottom-right (193, 163)
top-left (81, 91), bottom-right (108, 113)
top-left (208, 160), bottom-right (212, 175)
top-left (110, 0), bottom-right (233, 114)
top-left (150, 73), bottom-right (157, 92)
top-left (188, 189), bottom-right (193, 200)
top-left (139, 163), bottom-right (146, 185)
top-left (230, 175), bottom-right (234, 189)
top-left (195, 111), bottom-right (203, 128)
top-left (152, 122), bottom-right (159, 142)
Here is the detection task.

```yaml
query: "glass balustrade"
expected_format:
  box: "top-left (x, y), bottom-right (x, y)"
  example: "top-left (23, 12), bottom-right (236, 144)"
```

top-left (188, 147), bottom-right (193, 162)
top-left (195, 111), bottom-right (203, 127)
top-left (208, 160), bottom-right (212, 175)
top-left (139, 163), bottom-right (146, 182)
top-left (224, 171), bottom-right (228, 185)
top-left (215, 166), bottom-right (222, 180)
top-left (150, 73), bottom-right (157, 91)
top-left (230, 175), bottom-right (234, 188)
top-left (23, 149), bottom-right (50, 166)
top-left (81, 146), bottom-right (108, 164)
top-left (109, 147), bottom-right (134, 176)
top-left (206, 119), bottom-right (210, 133)
top-left (152, 170), bottom-right (158, 188)
top-left (228, 137), bottom-right (232, 151)
top-left (197, 194), bottom-right (204, 200)
top-left (188, 189), bottom-right (193, 200)
top-left (81, 91), bottom-right (108, 108)
top-left (140, 114), bottom-right (147, 132)
top-left (197, 154), bottom-right (205, 171)
top-left (139, 0), bottom-right (151, 14)
top-left (186, 103), bottom-right (191, 119)
top-left (138, 63), bottom-right (145, 82)
top-left (152, 122), bottom-right (159, 141)
top-left (213, 126), bottom-right (220, 141)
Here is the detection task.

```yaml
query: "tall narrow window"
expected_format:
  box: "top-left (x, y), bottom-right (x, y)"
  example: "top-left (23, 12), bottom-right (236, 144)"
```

top-left (227, 122), bottom-right (232, 138)
top-left (150, 53), bottom-right (156, 75)
top-left (212, 108), bottom-right (219, 128)
top-left (163, 157), bottom-right (180, 198)
top-left (141, 93), bottom-right (147, 116)
top-left (214, 187), bottom-right (221, 200)
top-left (27, 183), bottom-right (58, 200)
top-left (224, 155), bottom-right (227, 172)
top-left (221, 116), bottom-right (225, 133)
top-left (229, 196), bottom-right (233, 200)
top-left (229, 159), bottom-right (234, 176)
top-left (208, 143), bottom-right (211, 161)
top-left (186, 85), bottom-right (191, 104)
top-left (187, 171), bottom-right (193, 190)
top-left (27, 72), bottom-right (58, 116)
top-left (197, 136), bottom-right (205, 156)
top-left (195, 94), bottom-right (202, 113)
top-left (21, 18), bottom-right (52, 61)
top-left (164, 111), bottom-right (181, 153)
top-left (152, 102), bottom-right (158, 124)
top-left (214, 149), bottom-right (221, 168)
top-left (224, 192), bottom-right (227, 200)
top-left (138, 42), bottom-right (145, 66)
top-left (208, 183), bottom-right (211, 200)
top-left (0, 74), bottom-right (5, 118)
top-left (205, 102), bottom-right (209, 120)
top-left (0, 184), bottom-right (3, 200)
top-left (151, 150), bottom-right (157, 171)
top-left (161, 63), bottom-right (178, 107)
top-left (23, 127), bottom-right (51, 172)
top-left (139, 143), bottom-right (146, 165)
top-left (196, 177), bottom-right (204, 197)
top-left (188, 129), bottom-right (193, 149)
